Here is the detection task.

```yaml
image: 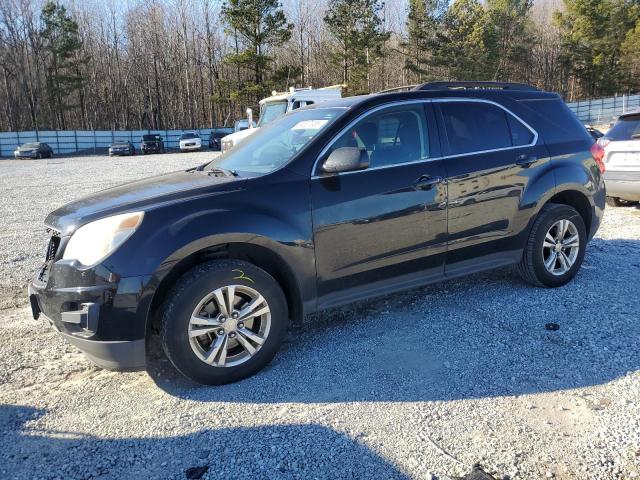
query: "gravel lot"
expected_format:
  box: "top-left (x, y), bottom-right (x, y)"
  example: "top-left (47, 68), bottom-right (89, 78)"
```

top-left (1, 154), bottom-right (639, 479)
top-left (0, 151), bottom-right (212, 309)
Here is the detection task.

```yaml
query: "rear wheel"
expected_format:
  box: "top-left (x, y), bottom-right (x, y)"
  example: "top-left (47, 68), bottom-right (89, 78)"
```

top-left (517, 203), bottom-right (586, 288)
top-left (161, 260), bottom-right (288, 385)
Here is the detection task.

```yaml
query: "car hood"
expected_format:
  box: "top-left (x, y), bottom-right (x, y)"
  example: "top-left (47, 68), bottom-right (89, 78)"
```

top-left (45, 170), bottom-right (244, 235)
top-left (223, 128), bottom-right (258, 145)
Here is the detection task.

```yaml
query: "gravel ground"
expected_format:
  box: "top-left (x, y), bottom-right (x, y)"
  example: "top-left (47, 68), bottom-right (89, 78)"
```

top-left (1, 155), bottom-right (639, 480)
top-left (0, 151), bottom-right (213, 309)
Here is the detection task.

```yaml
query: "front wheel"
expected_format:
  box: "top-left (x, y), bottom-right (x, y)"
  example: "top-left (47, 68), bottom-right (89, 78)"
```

top-left (517, 203), bottom-right (586, 288)
top-left (161, 260), bottom-right (288, 385)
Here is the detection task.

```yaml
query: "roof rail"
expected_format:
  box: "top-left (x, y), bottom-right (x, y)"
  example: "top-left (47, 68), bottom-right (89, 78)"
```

top-left (414, 81), bottom-right (540, 92)
top-left (376, 84), bottom-right (419, 94)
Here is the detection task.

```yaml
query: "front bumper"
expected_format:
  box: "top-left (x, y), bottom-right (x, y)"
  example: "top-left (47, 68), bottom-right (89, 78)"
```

top-left (14, 151), bottom-right (37, 158)
top-left (179, 144), bottom-right (201, 151)
top-left (604, 171), bottom-right (640, 201)
top-left (142, 144), bottom-right (162, 153)
top-left (28, 262), bottom-right (150, 370)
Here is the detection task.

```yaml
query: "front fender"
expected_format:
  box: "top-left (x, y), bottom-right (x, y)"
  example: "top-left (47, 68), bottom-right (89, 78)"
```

top-left (102, 173), bottom-right (316, 336)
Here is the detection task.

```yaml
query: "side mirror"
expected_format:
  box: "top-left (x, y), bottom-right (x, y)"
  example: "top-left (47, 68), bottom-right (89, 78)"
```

top-left (322, 147), bottom-right (369, 174)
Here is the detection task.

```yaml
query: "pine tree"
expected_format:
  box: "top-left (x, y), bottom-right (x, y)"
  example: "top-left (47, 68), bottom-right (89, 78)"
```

top-left (324, 0), bottom-right (390, 95)
top-left (620, 19), bottom-right (640, 90)
top-left (431, 0), bottom-right (494, 81)
top-left (403, 0), bottom-right (447, 83)
top-left (221, 0), bottom-right (293, 102)
top-left (40, 1), bottom-right (86, 129)
top-left (555, 0), bottom-right (640, 96)
top-left (484, 0), bottom-right (533, 81)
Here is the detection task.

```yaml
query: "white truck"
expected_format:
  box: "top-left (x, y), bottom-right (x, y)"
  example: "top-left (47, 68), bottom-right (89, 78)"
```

top-left (220, 86), bottom-right (342, 152)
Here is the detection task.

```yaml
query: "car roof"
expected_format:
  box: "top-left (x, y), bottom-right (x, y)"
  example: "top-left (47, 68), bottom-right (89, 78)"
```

top-left (306, 83), bottom-right (557, 112)
top-left (619, 110), bottom-right (640, 119)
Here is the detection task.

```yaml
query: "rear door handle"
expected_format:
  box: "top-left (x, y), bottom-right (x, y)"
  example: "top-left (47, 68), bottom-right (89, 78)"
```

top-left (516, 154), bottom-right (537, 167)
top-left (414, 175), bottom-right (444, 190)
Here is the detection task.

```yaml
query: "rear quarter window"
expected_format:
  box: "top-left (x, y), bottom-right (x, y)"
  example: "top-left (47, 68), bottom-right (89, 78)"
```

top-left (518, 98), bottom-right (591, 145)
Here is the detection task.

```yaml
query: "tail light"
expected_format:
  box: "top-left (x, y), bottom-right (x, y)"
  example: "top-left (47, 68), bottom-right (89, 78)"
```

top-left (590, 142), bottom-right (606, 174)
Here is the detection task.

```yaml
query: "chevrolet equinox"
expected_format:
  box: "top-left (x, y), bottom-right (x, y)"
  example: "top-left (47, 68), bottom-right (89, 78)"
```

top-left (29, 82), bottom-right (606, 385)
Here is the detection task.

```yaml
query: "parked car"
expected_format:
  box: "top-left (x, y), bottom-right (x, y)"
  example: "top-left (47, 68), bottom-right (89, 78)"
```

top-left (140, 134), bottom-right (165, 154)
top-left (29, 81), bottom-right (605, 386)
top-left (14, 142), bottom-right (53, 159)
top-left (179, 131), bottom-right (202, 152)
top-left (208, 127), bottom-right (234, 151)
top-left (598, 111), bottom-right (640, 206)
top-left (586, 125), bottom-right (604, 141)
top-left (108, 141), bottom-right (135, 156)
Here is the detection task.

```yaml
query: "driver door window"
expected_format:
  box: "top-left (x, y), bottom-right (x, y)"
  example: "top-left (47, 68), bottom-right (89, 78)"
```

top-left (326, 104), bottom-right (429, 170)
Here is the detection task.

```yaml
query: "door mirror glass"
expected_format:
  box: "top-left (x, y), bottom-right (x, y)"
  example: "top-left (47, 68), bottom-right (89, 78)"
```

top-left (322, 147), bottom-right (369, 173)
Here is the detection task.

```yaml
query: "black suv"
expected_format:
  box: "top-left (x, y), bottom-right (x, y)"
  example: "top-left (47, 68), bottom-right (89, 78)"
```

top-left (209, 127), bottom-right (234, 151)
top-left (140, 134), bottom-right (165, 154)
top-left (29, 82), bottom-right (606, 385)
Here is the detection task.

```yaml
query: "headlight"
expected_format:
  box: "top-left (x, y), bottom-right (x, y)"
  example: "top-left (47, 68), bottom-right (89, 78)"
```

top-left (221, 139), bottom-right (234, 152)
top-left (63, 212), bottom-right (144, 266)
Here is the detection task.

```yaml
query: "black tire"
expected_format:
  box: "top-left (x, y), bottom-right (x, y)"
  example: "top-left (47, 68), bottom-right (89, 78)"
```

top-left (36, 152), bottom-right (42, 159)
top-left (517, 203), bottom-right (587, 288)
top-left (161, 260), bottom-right (288, 385)
top-left (607, 196), bottom-right (623, 207)
top-left (607, 196), bottom-right (638, 207)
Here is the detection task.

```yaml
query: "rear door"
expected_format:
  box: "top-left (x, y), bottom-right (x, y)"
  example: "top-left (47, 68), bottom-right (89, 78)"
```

top-left (434, 99), bottom-right (544, 273)
top-left (311, 101), bottom-right (448, 307)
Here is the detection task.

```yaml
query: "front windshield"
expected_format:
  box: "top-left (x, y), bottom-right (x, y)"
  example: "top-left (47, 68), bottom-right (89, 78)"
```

top-left (22, 143), bottom-right (39, 148)
top-left (143, 135), bottom-right (160, 141)
top-left (206, 107), bottom-right (344, 175)
top-left (180, 132), bottom-right (198, 140)
top-left (258, 101), bottom-right (288, 127)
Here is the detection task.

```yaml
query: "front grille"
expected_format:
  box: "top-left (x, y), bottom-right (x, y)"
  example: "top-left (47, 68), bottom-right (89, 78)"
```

top-left (45, 235), bottom-right (60, 261)
top-left (38, 229), bottom-right (61, 284)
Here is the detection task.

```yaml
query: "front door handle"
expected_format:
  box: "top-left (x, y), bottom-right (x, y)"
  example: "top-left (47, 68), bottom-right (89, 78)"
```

top-left (516, 154), bottom-right (537, 167)
top-left (414, 175), bottom-right (444, 190)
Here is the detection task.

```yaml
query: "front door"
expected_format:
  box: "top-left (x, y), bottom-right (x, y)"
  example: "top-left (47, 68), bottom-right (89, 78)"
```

top-left (311, 102), bottom-right (448, 308)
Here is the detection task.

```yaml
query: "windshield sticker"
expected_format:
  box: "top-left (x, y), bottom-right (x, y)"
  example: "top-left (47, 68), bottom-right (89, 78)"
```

top-left (292, 119), bottom-right (329, 131)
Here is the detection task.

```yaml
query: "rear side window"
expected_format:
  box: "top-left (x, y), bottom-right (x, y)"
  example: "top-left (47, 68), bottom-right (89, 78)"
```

top-left (607, 115), bottom-right (640, 141)
top-left (439, 102), bottom-right (514, 155)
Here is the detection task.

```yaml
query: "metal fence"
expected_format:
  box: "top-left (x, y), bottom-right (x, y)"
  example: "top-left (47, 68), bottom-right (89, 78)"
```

top-left (0, 128), bottom-right (217, 157)
top-left (2, 93), bottom-right (640, 157)
top-left (566, 93), bottom-right (640, 126)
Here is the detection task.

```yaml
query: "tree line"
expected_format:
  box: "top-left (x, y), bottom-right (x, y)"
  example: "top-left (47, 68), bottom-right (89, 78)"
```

top-left (0, 0), bottom-right (638, 132)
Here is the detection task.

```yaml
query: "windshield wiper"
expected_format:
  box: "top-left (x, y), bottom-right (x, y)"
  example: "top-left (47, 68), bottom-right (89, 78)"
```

top-left (207, 167), bottom-right (238, 177)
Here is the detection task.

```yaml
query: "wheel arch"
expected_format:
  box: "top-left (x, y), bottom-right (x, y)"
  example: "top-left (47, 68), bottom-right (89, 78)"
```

top-left (544, 188), bottom-right (593, 235)
top-left (145, 241), bottom-right (304, 337)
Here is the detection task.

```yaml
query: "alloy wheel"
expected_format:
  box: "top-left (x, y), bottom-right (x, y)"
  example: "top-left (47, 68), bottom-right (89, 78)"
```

top-left (542, 219), bottom-right (580, 276)
top-left (188, 285), bottom-right (271, 367)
